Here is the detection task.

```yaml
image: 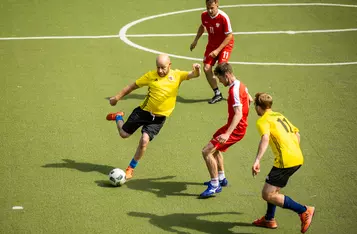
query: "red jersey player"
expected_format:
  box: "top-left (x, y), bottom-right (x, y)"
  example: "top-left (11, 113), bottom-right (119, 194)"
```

top-left (190, 0), bottom-right (234, 104)
top-left (200, 63), bottom-right (252, 198)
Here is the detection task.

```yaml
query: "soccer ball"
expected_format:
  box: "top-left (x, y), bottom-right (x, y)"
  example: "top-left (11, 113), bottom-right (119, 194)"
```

top-left (109, 168), bottom-right (126, 186)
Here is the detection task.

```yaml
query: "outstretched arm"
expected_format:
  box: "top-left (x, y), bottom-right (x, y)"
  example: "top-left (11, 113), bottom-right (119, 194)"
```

top-left (190, 25), bottom-right (205, 51)
top-left (252, 134), bottom-right (270, 177)
top-left (187, 63), bottom-right (201, 79)
top-left (109, 82), bottom-right (139, 106)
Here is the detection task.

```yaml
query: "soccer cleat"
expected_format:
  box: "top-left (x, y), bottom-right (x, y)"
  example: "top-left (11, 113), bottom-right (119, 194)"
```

top-left (125, 166), bottom-right (134, 180)
top-left (204, 178), bottom-right (228, 187)
top-left (106, 111), bottom-right (125, 121)
top-left (208, 94), bottom-right (223, 104)
top-left (252, 216), bottom-right (278, 229)
top-left (299, 206), bottom-right (315, 233)
top-left (199, 183), bottom-right (222, 198)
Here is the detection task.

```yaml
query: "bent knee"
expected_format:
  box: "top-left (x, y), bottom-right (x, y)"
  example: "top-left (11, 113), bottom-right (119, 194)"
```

top-left (203, 65), bottom-right (212, 73)
top-left (119, 131), bottom-right (130, 138)
top-left (139, 134), bottom-right (150, 147)
top-left (262, 191), bottom-right (275, 202)
top-left (202, 145), bottom-right (214, 158)
top-left (202, 148), bottom-right (208, 157)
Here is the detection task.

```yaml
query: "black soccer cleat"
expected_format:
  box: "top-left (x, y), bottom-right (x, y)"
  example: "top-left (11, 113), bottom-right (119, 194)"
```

top-left (208, 94), bottom-right (223, 104)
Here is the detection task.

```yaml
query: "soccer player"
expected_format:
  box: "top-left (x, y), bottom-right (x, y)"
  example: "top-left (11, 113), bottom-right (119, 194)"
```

top-left (200, 63), bottom-right (252, 198)
top-left (190, 0), bottom-right (234, 104)
top-left (106, 54), bottom-right (201, 179)
top-left (251, 93), bottom-right (315, 233)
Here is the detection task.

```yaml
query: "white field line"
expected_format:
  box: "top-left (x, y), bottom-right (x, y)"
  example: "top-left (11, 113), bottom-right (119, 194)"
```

top-left (220, 3), bottom-right (357, 8)
top-left (1, 28), bottom-right (356, 41)
top-left (0, 35), bottom-right (118, 41)
top-left (1, 3), bottom-right (356, 66)
top-left (125, 28), bottom-right (357, 37)
top-left (118, 3), bottom-right (357, 66)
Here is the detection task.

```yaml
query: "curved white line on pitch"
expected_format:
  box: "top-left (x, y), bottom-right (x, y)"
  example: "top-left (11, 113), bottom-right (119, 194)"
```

top-left (126, 28), bottom-right (357, 37)
top-left (119, 3), bottom-right (357, 66)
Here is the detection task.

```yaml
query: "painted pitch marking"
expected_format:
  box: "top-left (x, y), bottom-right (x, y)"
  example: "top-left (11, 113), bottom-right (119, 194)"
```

top-left (119, 3), bottom-right (357, 66)
top-left (0, 3), bottom-right (356, 66)
top-left (2, 28), bottom-right (357, 41)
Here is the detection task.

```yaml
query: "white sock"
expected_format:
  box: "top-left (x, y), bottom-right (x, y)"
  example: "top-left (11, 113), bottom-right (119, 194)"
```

top-left (210, 178), bottom-right (219, 187)
top-left (218, 171), bottom-right (225, 181)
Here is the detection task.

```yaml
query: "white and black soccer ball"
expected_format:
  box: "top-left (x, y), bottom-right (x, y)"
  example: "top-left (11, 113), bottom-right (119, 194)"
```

top-left (109, 168), bottom-right (126, 186)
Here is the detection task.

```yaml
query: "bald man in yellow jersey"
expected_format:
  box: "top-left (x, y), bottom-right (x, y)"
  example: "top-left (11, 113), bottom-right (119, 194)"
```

top-left (106, 54), bottom-right (201, 179)
top-left (251, 93), bottom-right (315, 233)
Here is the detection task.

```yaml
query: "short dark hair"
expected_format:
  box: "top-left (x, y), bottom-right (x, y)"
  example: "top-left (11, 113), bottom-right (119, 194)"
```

top-left (214, 62), bottom-right (233, 77)
top-left (254, 93), bottom-right (273, 110)
top-left (206, 0), bottom-right (218, 4)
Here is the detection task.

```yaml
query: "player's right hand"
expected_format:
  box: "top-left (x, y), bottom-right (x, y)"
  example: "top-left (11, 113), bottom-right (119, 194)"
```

top-left (109, 96), bottom-right (118, 106)
top-left (252, 161), bottom-right (261, 177)
top-left (190, 41), bottom-right (197, 51)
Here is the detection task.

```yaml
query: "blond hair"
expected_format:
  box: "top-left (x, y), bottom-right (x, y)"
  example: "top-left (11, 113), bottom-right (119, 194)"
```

top-left (254, 93), bottom-right (273, 110)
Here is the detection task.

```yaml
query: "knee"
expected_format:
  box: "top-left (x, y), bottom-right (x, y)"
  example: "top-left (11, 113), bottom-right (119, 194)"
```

top-left (262, 191), bottom-right (273, 202)
top-left (119, 130), bottom-right (130, 139)
top-left (203, 65), bottom-right (212, 74)
top-left (139, 135), bottom-right (150, 148)
top-left (201, 147), bottom-right (210, 159)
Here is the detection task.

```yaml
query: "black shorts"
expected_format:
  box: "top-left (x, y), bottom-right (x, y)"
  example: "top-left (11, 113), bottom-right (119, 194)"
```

top-left (265, 165), bottom-right (301, 188)
top-left (122, 107), bottom-right (166, 141)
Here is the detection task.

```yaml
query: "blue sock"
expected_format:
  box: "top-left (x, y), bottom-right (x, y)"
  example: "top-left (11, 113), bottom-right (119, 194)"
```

top-left (265, 202), bottom-right (276, 220)
top-left (283, 196), bottom-right (307, 214)
top-left (115, 115), bottom-right (123, 123)
top-left (129, 158), bottom-right (138, 169)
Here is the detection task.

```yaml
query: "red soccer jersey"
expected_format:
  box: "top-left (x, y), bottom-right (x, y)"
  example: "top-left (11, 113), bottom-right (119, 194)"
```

top-left (227, 80), bottom-right (249, 131)
top-left (201, 9), bottom-right (234, 49)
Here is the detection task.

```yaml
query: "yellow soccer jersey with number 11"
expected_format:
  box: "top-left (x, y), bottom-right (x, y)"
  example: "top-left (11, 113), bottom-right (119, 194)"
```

top-left (256, 110), bottom-right (304, 168)
top-left (135, 69), bottom-right (189, 117)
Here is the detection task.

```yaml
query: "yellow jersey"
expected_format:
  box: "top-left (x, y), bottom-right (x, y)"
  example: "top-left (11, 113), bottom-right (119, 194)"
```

top-left (135, 69), bottom-right (189, 117)
top-left (256, 110), bottom-right (304, 168)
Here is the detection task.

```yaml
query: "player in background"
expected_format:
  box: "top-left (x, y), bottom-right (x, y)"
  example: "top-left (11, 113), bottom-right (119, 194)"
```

top-left (200, 63), bottom-right (252, 198)
top-left (251, 93), bottom-right (315, 233)
top-left (106, 54), bottom-right (201, 179)
top-left (190, 0), bottom-right (234, 104)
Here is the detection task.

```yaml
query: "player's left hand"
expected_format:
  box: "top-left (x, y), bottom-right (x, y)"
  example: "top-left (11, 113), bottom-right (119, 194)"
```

top-left (217, 133), bottom-right (229, 144)
top-left (209, 50), bottom-right (219, 58)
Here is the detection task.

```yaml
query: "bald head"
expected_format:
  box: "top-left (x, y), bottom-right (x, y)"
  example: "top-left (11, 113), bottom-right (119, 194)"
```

top-left (156, 54), bottom-right (171, 66)
top-left (156, 54), bottom-right (171, 77)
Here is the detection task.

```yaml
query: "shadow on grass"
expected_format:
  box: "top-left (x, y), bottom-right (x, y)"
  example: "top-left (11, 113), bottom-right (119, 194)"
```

top-left (105, 94), bottom-right (210, 104)
top-left (128, 211), bottom-right (254, 234)
top-left (96, 175), bottom-right (202, 198)
top-left (42, 159), bottom-right (114, 175)
top-left (42, 159), bottom-right (202, 197)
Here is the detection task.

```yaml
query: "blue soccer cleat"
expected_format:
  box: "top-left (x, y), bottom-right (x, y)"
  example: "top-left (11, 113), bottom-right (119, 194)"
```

top-left (203, 178), bottom-right (228, 187)
top-left (199, 183), bottom-right (222, 198)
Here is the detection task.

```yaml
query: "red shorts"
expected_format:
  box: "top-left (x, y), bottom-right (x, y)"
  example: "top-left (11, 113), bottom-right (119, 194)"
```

top-left (203, 46), bottom-right (233, 66)
top-left (210, 125), bottom-right (246, 152)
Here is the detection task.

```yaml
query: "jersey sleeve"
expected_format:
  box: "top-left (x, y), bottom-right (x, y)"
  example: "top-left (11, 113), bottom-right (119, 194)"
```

top-left (256, 118), bottom-right (270, 136)
top-left (176, 70), bottom-right (190, 82)
top-left (201, 12), bottom-right (205, 27)
top-left (135, 71), bottom-right (152, 87)
top-left (232, 85), bottom-right (242, 107)
top-left (220, 11), bottom-right (233, 34)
